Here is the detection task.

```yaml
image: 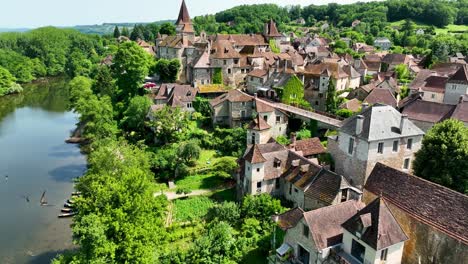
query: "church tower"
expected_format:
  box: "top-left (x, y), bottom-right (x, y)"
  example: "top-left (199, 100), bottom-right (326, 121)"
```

top-left (175, 0), bottom-right (195, 43)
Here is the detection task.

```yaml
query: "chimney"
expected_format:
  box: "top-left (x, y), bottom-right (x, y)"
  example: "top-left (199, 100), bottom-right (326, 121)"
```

top-left (362, 103), bottom-right (369, 111)
top-left (356, 115), bottom-right (364, 135)
top-left (400, 114), bottom-right (408, 133)
top-left (290, 133), bottom-right (297, 149)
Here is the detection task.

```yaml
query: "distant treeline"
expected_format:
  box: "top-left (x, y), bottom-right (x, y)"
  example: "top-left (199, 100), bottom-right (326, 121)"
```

top-left (194, 0), bottom-right (467, 34)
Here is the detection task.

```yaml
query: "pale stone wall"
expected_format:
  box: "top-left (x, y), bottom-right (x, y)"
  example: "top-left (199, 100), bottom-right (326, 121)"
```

top-left (421, 91), bottom-right (444, 103)
top-left (193, 68), bottom-right (211, 87)
top-left (336, 77), bottom-right (348, 91)
top-left (284, 218), bottom-right (320, 264)
top-left (246, 129), bottom-right (271, 145)
top-left (444, 83), bottom-right (468, 105)
top-left (283, 181), bottom-right (305, 208)
top-left (343, 230), bottom-right (404, 264)
top-left (348, 77), bottom-right (361, 89)
top-left (363, 191), bottom-right (468, 264)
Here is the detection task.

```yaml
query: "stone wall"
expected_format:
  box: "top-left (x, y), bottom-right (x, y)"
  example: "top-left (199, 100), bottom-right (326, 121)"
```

top-left (363, 191), bottom-right (468, 264)
top-left (284, 218), bottom-right (319, 264)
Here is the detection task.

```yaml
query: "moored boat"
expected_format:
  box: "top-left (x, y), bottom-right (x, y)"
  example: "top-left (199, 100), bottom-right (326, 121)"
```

top-left (61, 208), bottom-right (73, 213)
top-left (58, 212), bottom-right (76, 218)
top-left (64, 202), bottom-right (74, 208)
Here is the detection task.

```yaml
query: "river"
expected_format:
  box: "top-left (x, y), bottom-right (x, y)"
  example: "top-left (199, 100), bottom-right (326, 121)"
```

top-left (0, 78), bottom-right (86, 264)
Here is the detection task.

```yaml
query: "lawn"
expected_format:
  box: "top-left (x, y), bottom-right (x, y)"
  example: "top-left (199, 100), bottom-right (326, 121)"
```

top-left (435, 24), bottom-right (468, 34)
top-left (174, 172), bottom-right (227, 191)
top-left (173, 196), bottom-right (215, 222)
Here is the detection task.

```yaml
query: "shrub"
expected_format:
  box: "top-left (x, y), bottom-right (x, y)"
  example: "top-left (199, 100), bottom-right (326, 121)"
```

top-left (213, 68), bottom-right (223, 84)
top-left (276, 136), bottom-right (291, 146)
top-left (207, 201), bottom-right (241, 223)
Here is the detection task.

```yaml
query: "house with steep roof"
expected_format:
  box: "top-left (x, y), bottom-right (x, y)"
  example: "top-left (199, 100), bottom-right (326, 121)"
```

top-left (150, 83), bottom-right (198, 112)
top-left (364, 88), bottom-right (398, 108)
top-left (273, 197), bottom-right (407, 264)
top-left (444, 64), bottom-right (468, 105)
top-left (374, 37), bottom-right (392, 51)
top-left (328, 104), bottom-right (425, 187)
top-left (364, 163), bottom-right (468, 264)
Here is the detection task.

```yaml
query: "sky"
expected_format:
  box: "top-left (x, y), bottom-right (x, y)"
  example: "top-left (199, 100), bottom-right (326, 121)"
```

top-left (0, 0), bottom-right (376, 28)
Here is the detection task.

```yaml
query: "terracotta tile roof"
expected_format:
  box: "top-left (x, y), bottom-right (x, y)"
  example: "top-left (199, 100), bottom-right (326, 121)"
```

top-left (210, 40), bottom-right (240, 59)
top-left (360, 83), bottom-right (377, 93)
top-left (155, 84), bottom-right (197, 108)
top-left (248, 69), bottom-right (268, 78)
top-left (340, 98), bottom-right (362, 112)
top-left (382, 53), bottom-right (409, 65)
top-left (176, 0), bottom-right (194, 33)
top-left (210, 89), bottom-right (253, 107)
top-left (265, 19), bottom-right (282, 37)
top-left (432, 63), bottom-right (463, 76)
top-left (420, 76), bottom-right (448, 93)
top-left (448, 64), bottom-right (468, 84)
top-left (193, 50), bottom-right (210, 68)
top-left (276, 207), bottom-right (304, 230)
top-left (292, 137), bottom-right (326, 157)
top-left (159, 35), bottom-right (184, 48)
top-left (401, 99), bottom-right (455, 123)
top-left (248, 115), bottom-right (271, 131)
top-left (364, 88), bottom-right (397, 108)
top-left (303, 62), bottom-right (349, 79)
top-left (364, 61), bottom-right (381, 72)
top-left (364, 54), bottom-right (382, 62)
top-left (365, 163), bottom-right (468, 245)
top-left (243, 144), bottom-right (267, 164)
top-left (304, 170), bottom-right (355, 205)
top-left (302, 200), bottom-right (366, 250)
top-left (215, 34), bottom-right (267, 46)
top-left (452, 95), bottom-right (468, 122)
top-left (342, 197), bottom-right (408, 250)
top-left (255, 99), bottom-right (275, 113)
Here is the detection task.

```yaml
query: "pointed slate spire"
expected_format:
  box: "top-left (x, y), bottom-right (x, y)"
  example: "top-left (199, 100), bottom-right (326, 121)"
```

top-left (175, 0), bottom-right (194, 34)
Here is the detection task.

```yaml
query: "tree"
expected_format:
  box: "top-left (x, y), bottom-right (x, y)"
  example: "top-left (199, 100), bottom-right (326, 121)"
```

top-left (112, 41), bottom-right (151, 102)
top-left (296, 128), bottom-right (312, 140)
top-left (207, 202), bottom-right (241, 224)
top-left (413, 119), bottom-right (468, 194)
top-left (121, 27), bottom-right (130, 37)
top-left (66, 49), bottom-right (92, 77)
top-left (212, 157), bottom-right (238, 178)
top-left (240, 194), bottom-right (285, 222)
top-left (0, 66), bottom-right (22, 96)
top-left (69, 76), bottom-right (93, 109)
top-left (326, 78), bottom-right (338, 113)
top-left (212, 68), bottom-right (223, 84)
top-left (91, 65), bottom-right (116, 99)
top-left (281, 75), bottom-right (304, 106)
top-left (78, 95), bottom-right (119, 142)
top-left (69, 140), bottom-right (168, 263)
top-left (395, 64), bottom-right (410, 82)
top-left (149, 106), bottom-right (191, 144)
top-left (335, 109), bottom-right (354, 118)
top-left (178, 140), bottom-right (202, 164)
top-left (130, 24), bottom-right (144, 41)
top-left (159, 23), bottom-right (176, 36)
top-left (113, 26), bottom-right (120, 38)
top-left (154, 59), bottom-right (180, 82)
top-left (121, 95), bottom-right (152, 137)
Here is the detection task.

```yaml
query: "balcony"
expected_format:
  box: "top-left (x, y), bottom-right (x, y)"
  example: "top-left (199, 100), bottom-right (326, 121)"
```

top-left (329, 248), bottom-right (363, 264)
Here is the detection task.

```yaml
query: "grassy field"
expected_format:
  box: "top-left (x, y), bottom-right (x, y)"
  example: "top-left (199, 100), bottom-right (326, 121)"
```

top-left (389, 20), bottom-right (468, 35)
top-left (173, 196), bottom-right (215, 222)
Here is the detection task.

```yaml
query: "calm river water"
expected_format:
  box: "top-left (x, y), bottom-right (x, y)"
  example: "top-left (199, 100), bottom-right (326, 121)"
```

top-left (0, 78), bottom-right (86, 263)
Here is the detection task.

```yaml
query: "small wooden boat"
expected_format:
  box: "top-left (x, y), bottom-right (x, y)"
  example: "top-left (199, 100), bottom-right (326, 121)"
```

top-left (71, 192), bottom-right (82, 196)
top-left (64, 202), bottom-right (74, 208)
top-left (58, 212), bottom-right (76, 218)
top-left (61, 208), bottom-right (73, 213)
top-left (40, 191), bottom-right (48, 206)
top-left (67, 199), bottom-right (75, 204)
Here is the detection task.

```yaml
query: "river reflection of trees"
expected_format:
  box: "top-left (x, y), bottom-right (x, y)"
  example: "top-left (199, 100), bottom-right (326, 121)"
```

top-left (0, 77), bottom-right (70, 123)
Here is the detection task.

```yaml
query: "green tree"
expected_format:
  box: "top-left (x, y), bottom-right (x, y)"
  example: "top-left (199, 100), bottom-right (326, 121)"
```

top-left (149, 106), bottom-right (191, 144)
top-left (178, 140), bottom-right (202, 164)
top-left (112, 41), bottom-right (151, 102)
top-left (113, 26), bottom-right (120, 38)
top-left (212, 157), bottom-right (238, 178)
top-left (121, 27), bottom-right (130, 37)
top-left (154, 59), bottom-right (181, 83)
top-left (240, 194), bottom-right (285, 222)
top-left (159, 23), bottom-right (176, 36)
top-left (66, 49), bottom-right (92, 77)
top-left (91, 65), bottom-right (116, 99)
top-left (70, 140), bottom-right (168, 263)
top-left (78, 95), bottom-right (119, 142)
top-left (326, 78), bottom-right (338, 113)
top-left (69, 76), bottom-right (93, 109)
top-left (207, 202), bottom-right (241, 223)
top-left (335, 109), bottom-right (354, 118)
top-left (296, 128), bottom-right (312, 140)
top-left (212, 68), bottom-right (223, 84)
top-left (0, 66), bottom-right (22, 96)
top-left (121, 95), bottom-right (152, 137)
top-left (395, 64), bottom-right (410, 82)
top-left (413, 119), bottom-right (468, 194)
top-left (281, 75), bottom-right (304, 106)
top-left (188, 221), bottom-right (236, 263)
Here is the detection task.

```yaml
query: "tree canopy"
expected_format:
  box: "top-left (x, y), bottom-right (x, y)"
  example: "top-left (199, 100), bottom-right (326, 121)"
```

top-left (413, 119), bottom-right (468, 194)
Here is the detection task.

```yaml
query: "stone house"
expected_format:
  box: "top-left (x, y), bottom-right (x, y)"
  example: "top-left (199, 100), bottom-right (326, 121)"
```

top-left (444, 64), bottom-right (468, 105)
top-left (363, 88), bottom-right (398, 108)
top-left (246, 69), bottom-right (269, 94)
top-left (273, 197), bottom-right (407, 264)
top-left (239, 136), bottom-right (361, 210)
top-left (150, 83), bottom-right (198, 112)
top-left (364, 163), bottom-right (468, 264)
top-left (374, 37), bottom-right (392, 50)
top-left (347, 83), bottom-right (376, 101)
top-left (210, 89), bottom-right (255, 127)
top-left (328, 104), bottom-right (425, 188)
top-left (381, 54), bottom-right (410, 71)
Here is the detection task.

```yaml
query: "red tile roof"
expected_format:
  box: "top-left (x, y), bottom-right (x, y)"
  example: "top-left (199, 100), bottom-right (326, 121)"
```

top-left (243, 144), bottom-right (267, 164)
top-left (292, 137), bottom-right (326, 157)
top-left (248, 116), bottom-right (271, 131)
top-left (364, 88), bottom-right (397, 107)
top-left (365, 163), bottom-right (468, 245)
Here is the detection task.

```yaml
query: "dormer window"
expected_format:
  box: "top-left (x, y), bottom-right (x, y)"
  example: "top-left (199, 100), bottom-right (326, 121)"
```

top-left (274, 159), bottom-right (281, 168)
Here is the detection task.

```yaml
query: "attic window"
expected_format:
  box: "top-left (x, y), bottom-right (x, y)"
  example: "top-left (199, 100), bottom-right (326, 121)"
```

top-left (234, 59), bottom-right (239, 64)
top-left (274, 159), bottom-right (281, 168)
top-left (224, 48), bottom-right (229, 54)
top-left (186, 91), bottom-right (192, 96)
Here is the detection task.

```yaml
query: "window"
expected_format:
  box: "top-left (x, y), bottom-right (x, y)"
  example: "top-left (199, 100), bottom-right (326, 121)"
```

top-left (223, 60), bottom-right (227, 65)
top-left (381, 248), bottom-right (388, 261)
top-left (206, 69), bottom-right (209, 73)
top-left (348, 138), bottom-right (355, 155)
top-left (404, 158), bottom-right (410, 170)
top-left (274, 160), bottom-right (281, 168)
top-left (276, 116), bottom-right (281, 124)
top-left (257, 181), bottom-right (262, 188)
top-left (315, 101), bottom-right (319, 106)
top-left (351, 240), bottom-right (366, 263)
top-left (431, 94), bottom-right (436, 99)
top-left (228, 68), bottom-right (232, 74)
top-left (341, 189), bottom-right (348, 203)
top-left (378, 142), bottom-right (384, 154)
top-left (241, 110), bottom-right (246, 118)
top-left (393, 140), bottom-right (399, 152)
top-left (256, 168), bottom-right (260, 172)
top-left (407, 138), bottom-right (413, 150)
top-left (319, 93), bottom-right (323, 98)
top-left (234, 59), bottom-right (239, 64)
top-left (251, 133), bottom-right (255, 144)
top-left (452, 85), bottom-right (457, 89)
top-left (303, 224), bottom-right (309, 238)
top-left (289, 183), bottom-right (292, 195)
top-left (275, 178), bottom-right (280, 189)
top-left (263, 115), bottom-right (268, 122)
top-left (187, 103), bottom-right (192, 108)
top-left (294, 188), bottom-right (298, 193)
top-left (241, 102), bottom-right (246, 106)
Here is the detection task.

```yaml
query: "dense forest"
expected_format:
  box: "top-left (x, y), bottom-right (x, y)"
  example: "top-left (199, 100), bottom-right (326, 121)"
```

top-left (194, 0), bottom-right (467, 34)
